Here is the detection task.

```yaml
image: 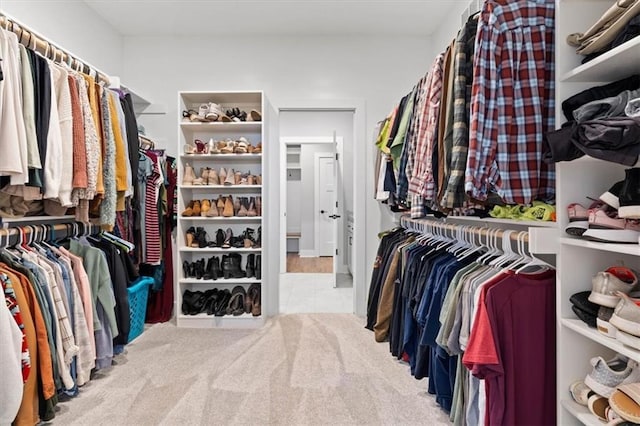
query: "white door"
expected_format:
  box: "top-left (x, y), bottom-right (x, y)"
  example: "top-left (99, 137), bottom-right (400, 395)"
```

top-left (316, 155), bottom-right (336, 257)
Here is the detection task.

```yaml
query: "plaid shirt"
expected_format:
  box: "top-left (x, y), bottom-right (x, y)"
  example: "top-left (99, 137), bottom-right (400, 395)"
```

top-left (441, 17), bottom-right (478, 210)
top-left (409, 54), bottom-right (445, 217)
top-left (465, 0), bottom-right (555, 205)
top-left (396, 80), bottom-right (424, 204)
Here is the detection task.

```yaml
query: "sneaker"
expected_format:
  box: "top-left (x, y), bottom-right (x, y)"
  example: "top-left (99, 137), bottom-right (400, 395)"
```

top-left (565, 201), bottom-right (607, 236)
top-left (589, 266), bottom-right (639, 307)
top-left (611, 292), bottom-right (640, 338)
top-left (584, 354), bottom-right (640, 398)
top-left (619, 168), bottom-right (640, 219)
top-left (570, 380), bottom-right (593, 406)
top-left (597, 306), bottom-right (617, 338)
top-left (582, 210), bottom-right (640, 243)
top-left (601, 180), bottom-right (624, 209)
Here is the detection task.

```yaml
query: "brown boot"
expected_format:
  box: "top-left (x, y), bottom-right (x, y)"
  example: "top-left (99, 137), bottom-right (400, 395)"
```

top-left (223, 196), bottom-right (234, 217)
top-left (238, 198), bottom-right (249, 217)
top-left (181, 200), bottom-right (195, 216)
top-left (183, 163), bottom-right (196, 185)
top-left (247, 197), bottom-right (257, 217)
top-left (255, 196), bottom-right (262, 216)
top-left (193, 200), bottom-right (201, 216)
top-left (217, 197), bottom-right (226, 216)
top-left (200, 199), bottom-right (211, 217)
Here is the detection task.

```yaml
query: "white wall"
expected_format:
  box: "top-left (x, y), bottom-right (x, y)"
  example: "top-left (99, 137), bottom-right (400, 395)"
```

top-left (122, 34), bottom-right (432, 295)
top-left (431, 2), bottom-right (472, 55)
top-left (1, 1), bottom-right (123, 77)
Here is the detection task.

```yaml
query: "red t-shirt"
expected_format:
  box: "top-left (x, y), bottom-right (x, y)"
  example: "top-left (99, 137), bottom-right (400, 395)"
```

top-left (463, 270), bottom-right (556, 426)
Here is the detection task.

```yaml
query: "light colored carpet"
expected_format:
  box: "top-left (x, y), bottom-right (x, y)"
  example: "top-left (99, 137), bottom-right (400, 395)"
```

top-left (53, 314), bottom-right (451, 425)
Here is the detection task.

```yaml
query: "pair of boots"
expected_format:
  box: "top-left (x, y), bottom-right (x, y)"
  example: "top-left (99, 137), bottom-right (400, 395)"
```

top-left (245, 253), bottom-right (261, 279)
top-left (221, 253), bottom-right (246, 279)
top-left (183, 257), bottom-right (223, 280)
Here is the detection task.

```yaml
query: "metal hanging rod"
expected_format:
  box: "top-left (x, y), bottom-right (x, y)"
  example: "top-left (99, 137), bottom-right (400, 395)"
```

top-left (0, 13), bottom-right (110, 84)
top-left (400, 215), bottom-right (529, 243)
top-left (0, 222), bottom-right (101, 248)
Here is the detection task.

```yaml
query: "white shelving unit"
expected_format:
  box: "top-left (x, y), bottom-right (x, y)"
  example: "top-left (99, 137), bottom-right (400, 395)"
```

top-left (556, 2), bottom-right (640, 424)
top-left (177, 91), bottom-right (266, 328)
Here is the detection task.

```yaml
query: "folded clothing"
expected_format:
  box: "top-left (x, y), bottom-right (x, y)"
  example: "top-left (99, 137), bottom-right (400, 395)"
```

top-left (562, 75), bottom-right (640, 121)
top-left (544, 117), bottom-right (640, 166)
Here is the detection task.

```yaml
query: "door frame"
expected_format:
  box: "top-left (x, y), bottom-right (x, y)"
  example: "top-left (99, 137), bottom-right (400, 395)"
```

top-left (273, 100), bottom-right (367, 316)
top-left (314, 152), bottom-right (339, 258)
top-left (280, 137), bottom-right (342, 268)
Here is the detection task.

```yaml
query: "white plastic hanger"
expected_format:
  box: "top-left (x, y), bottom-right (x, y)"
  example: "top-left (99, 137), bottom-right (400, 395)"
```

top-left (514, 232), bottom-right (555, 274)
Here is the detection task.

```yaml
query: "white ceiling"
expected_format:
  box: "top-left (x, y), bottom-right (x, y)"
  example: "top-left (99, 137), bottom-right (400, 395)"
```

top-left (84, 1), bottom-right (465, 37)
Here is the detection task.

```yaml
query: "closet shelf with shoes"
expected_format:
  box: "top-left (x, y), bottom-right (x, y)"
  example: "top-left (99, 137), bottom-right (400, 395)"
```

top-left (177, 91), bottom-right (266, 329)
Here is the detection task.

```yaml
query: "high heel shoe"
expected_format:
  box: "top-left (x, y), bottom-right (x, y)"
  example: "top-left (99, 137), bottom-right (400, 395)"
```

top-left (222, 228), bottom-right (233, 249)
top-left (186, 226), bottom-right (197, 247)
top-left (255, 196), bottom-right (262, 216)
top-left (235, 171), bottom-right (243, 185)
top-left (238, 197), bottom-right (249, 217)
top-left (205, 199), bottom-right (220, 217)
top-left (219, 168), bottom-right (227, 185)
top-left (233, 196), bottom-right (241, 216)
top-left (247, 197), bottom-right (257, 217)
top-left (208, 169), bottom-right (219, 185)
top-left (196, 227), bottom-right (209, 248)
top-left (200, 199), bottom-right (211, 217)
top-left (200, 168), bottom-right (210, 184)
top-left (182, 200), bottom-right (195, 217)
top-left (223, 196), bottom-right (235, 217)
top-left (192, 200), bottom-right (201, 216)
top-left (208, 138), bottom-right (220, 154)
top-left (243, 228), bottom-right (256, 248)
top-left (224, 169), bottom-right (236, 186)
top-left (182, 260), bottom-right (191, 278)
top-left (217, 196), bottom-right (225, 216)
top-left (246, 253), bottom-right (255, 277)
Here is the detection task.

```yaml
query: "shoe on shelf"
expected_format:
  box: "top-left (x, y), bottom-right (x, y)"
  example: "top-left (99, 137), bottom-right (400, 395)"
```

top-left (203, 289), bottom-right (220, 315)
top-left (216, 229), bottom-right (225, 247)
top-left (597, 306), bottom-right (617, 338)
top-left (224, 169), bottom-right (236, 186)
top-left (226, 286), bottom-right (247, 316)
top-left (186, 226), bottom-right (198, 248)
top-left (570, 291), bottom-right (600, 328)
top-left (233, 196), bottom-right (241, 215)
top-left (219, 167), bottom-right (228, 185)
top-left (200, 199), bottom-right (211, 217)
top-left (247, 283), bottom-right (261, 316)
top-left (255, 254), bottom-right (261, 280)
top-left (208, 138), bottom-right (220, 154)
top-left (601, 180), bottom-right (625, 210)
top-left (183, 163), bottom-right (196, 185)
top-left (247, 197), bottom-right (258, 217)
top-left (587, 393), bottom-right (610, 422)
top-left (214, 289), bottom-right (231, 316)
top-left (582, 210), bottom-right (640, 243)
top-left (205, 199), bottom-right (220, 217)
top-left (208, 169), bottom-right (219, 186)
top-left (238, 198), bottom-right (249, 217)
top-left (235, 171), bottom-right (243, 185)
top-left (200, 167), bottom-right (210, 185)
top-left (611, 292), bottom-right (640, 342)
top-left (205, 102), bottom-right (223, 122)
top-left (609, 382), bottom-right (640, 424)
top-left (222, 228), bottom-right (233, 248)
top-left (256, 197), bottom-right (262, 216)
top-left (223, 196), bottom-right (235, 217)
top-left (565, 200), bottom-right (608, 237)
top-left (216, 196), bottom-right (226, 216)
top-left (182, 200), bottom-right (195, 217)
top-left (589, 266), bottom-right (639, 307)
top-left (250, 109), bottom-right (262, 121)
top-left (584, 354), bottom-right (640, 398)
top-left (245, 253), bottom-right (255, 276)
top-left (619, 168), bottom-right (640, 219)
top-left (570, 380), bottom-right (593, 406)
top-left (182, 109), bottom-right (206, 123)
top-left (192, 200), bottom-right (202, 216)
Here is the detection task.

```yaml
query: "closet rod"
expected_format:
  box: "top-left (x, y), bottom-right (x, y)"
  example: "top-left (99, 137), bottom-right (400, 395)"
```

top-left (400, 215), bottom-right (529, 243)
top-left (0, 222), bottom-right (101, 248)
top-left (0, 13), bottom-right (110, 84)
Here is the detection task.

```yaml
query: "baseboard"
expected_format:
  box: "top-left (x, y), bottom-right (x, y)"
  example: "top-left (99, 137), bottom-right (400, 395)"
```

top-left (298, 250), bottom-right (318, 258)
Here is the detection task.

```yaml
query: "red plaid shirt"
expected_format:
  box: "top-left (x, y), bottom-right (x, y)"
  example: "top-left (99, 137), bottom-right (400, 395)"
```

top-left (465, 0), bottom-right (555, 205)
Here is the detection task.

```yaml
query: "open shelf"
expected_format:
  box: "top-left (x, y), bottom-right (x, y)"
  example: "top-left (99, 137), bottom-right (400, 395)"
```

top-left (177, 313), bottom-right (264, 329)
top-left (180, 122), bottom-right (261, 133)
top-left (179, 216), bottom-right (262, 222)
top-left (180, 153), bottom-right (262, 160)
top-left (179, 185), bottom-right (262, 190)
top-left (179, 247), bottom-right (262, 253)
top-left (445, 216), bottom-right (558, 228)
top-left (562, 319), bottom-right (640, 364)
top-left (560, 237), bottom-right (640, 256)
top-left (560, 399), bottom-right (601, 426)
top-left (561, 36), bottom-right (640, 83)
top-left (179, 278), bottom-right (261, 285)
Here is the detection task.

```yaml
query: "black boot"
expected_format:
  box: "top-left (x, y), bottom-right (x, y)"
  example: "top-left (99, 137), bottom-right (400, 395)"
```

top-left (203, 257), bottom-right (215, 280)
top-left (216, 229), bottom-right (225, 247)
top-left (255, 255), bottom-right (261, 280)
top-left (246, 254), bottom-right (255, 278)
top-left (256, 226), bottom-right (262, 248)
top-left (211, 256), bottom-right (221, 280)
top-left (214, 289), bottom-right (231, 316)
top-left (196, 227), bottom-right (208, 248)
top-left (188, 262), bottom-right (197, 278)
top-left (195, 259), bottom-right (205, 279)
top-left (182, 260), bottom-right (190, 278)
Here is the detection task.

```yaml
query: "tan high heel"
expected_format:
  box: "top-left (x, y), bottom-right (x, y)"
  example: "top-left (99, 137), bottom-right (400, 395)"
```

top-left (219, 168), bottom-right (227, 185)
top-left (181, 200), bottom-right (195, 217)
top-left (205, 199), bottom-right (220, 217)
top-left (200, 199), bottom-right (211, 217)
top-left (223, 196), bottom-right (235, 217)
top-left (192, 200), bottom-right (202, 216)
top-left (224, 169), bottom-right (236, 186)
top-left (217, 197), bottom-right (226, 216)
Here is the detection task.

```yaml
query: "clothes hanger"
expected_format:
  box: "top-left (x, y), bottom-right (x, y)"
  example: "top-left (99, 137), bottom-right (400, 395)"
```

top-left (514, 232), bottom-right (555, 274)
top-left (489, 230), bottom-right (519, 268)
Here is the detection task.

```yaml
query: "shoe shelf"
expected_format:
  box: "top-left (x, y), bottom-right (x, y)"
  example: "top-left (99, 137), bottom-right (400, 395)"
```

top-left (176, 313), bottom-right (264, 329)
top-left (560, 237), bottom-right (640, 256)
top-left (179, 217), bottom-right (263, 222)
top-left (180, 278), bottom-right (261, 285)
top-left (562, 319), bottom-right (640, 364)
top-left (560, 399), bottom-right (601, 426)
top-left (180, 122), bottom-right (262, 133)
top-left (560, 36), bottom-right (640, 83)
top-left (179, 185), bottom-right (262, 190)
top-left (179, 247), bottom-right (262, 253)
top-left (180, 153), bottom-right (262, 160)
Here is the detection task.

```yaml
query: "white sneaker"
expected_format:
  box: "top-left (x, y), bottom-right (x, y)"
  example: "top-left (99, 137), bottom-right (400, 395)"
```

top-left (584, 355), bottom-right (640, 398)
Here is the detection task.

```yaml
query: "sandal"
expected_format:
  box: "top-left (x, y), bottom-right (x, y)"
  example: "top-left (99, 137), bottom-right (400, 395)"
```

top-left (207, 138), bottom-right (220, 154)
top-left (182, 109), bottom-right (206, 123)
top-left (220, 140), bottom-right (235, 154)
